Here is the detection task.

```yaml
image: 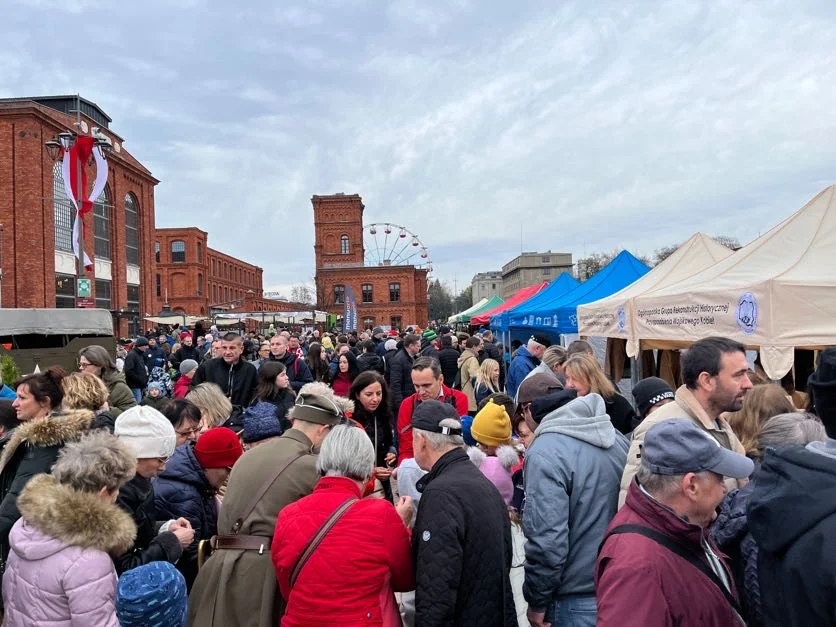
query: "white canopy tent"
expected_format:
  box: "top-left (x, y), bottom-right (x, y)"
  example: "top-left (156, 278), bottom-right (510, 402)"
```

top-left (447, 298), bottom-right (488, 324)
top-left (577, 233), bottom-right (733, 354)
top-left (630, 185), bottom-right (836, 379)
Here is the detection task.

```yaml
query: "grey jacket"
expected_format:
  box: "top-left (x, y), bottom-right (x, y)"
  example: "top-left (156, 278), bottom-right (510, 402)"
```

top-left (522, 393), bottom-right (628, 611)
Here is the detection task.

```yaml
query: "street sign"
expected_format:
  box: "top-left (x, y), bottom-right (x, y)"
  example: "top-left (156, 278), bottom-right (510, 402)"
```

top-left (76, 297), bottom-right (95, 308)
top-left (77, 278), bottom-right (92, 298)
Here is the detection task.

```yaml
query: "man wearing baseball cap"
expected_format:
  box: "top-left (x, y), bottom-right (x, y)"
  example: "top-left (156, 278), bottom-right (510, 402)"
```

top-left (596, 419), bottom-right (752, 626)
top-left (506, 333), bottom-right (551, 400)
top-left (411, 400), bottom-right (516, 626)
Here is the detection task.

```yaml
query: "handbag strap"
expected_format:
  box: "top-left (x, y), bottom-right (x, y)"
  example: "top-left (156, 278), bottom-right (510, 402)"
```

top-left (289, 497), bottom-right (357, 589)
top-left (600, 524), bottom-right (743, 618)
top-left (230, 450), bottom-right (306, 534)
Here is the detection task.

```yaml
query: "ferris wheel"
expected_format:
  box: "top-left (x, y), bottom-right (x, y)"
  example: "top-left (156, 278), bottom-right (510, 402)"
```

top-left (363, 223), bottom-right (433, 275)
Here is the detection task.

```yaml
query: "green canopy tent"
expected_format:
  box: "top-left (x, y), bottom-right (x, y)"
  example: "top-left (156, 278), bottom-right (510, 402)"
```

top-left (449, 295), bottom-right (504, 325)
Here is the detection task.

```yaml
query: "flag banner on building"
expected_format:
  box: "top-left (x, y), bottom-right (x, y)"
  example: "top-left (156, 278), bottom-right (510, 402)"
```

top-left (343, 286), bottom-right (358, 332)
top-left (62, 136), bottom-right (108, 271)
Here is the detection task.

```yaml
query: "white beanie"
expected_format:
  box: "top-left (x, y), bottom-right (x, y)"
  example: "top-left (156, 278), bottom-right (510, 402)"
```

top-left (385, 339), bottom-right (398, 351)
top-left (115, 406), bottom-right (177, 459)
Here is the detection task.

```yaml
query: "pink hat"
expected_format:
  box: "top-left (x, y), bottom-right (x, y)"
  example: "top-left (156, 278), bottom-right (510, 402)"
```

top-left (467, 446), bottom-right (517, 506)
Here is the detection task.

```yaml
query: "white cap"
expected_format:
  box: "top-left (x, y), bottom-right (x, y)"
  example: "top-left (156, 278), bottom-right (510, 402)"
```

top-left (115, 406), bottom-right (176, 460)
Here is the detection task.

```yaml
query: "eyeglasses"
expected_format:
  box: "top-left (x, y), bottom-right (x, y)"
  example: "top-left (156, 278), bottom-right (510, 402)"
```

top-left (78, 360), bottom-right (94, 369)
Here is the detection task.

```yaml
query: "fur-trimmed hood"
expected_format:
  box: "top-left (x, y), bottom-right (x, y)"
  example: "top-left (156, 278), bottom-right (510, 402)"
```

top-left (14, 473), bottom-right (136, 557)
top-left (467, 445), bottom-right (519, 471)
top-left (0, 408), bottom-right (95, 474)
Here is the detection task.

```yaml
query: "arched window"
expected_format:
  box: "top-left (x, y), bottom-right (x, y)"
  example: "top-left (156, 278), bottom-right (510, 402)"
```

top-left (93, 186), bottom-right (111, 260)
top-left (171, 240), bottom-right (185, 263)
top-left (53, 163), bottom-right (73, 252)
top-left (155, 241), bottom-right (160, 263)
top-left (389, 282), bottom-right (401, 302)
top-left (213, 284), bottom-right (218, 302)
top-left (197, 273), bottom-right (204, 296)
top-left (125, 193), bottom-right (139, 265)
top-left (340, 235), bottom-right (350, 255)
top-left (334, 285), bottom-right (346, 304)
top-left (197, 242), bottom-right (203, 263)
top-left (362, 283), bottom-right (373, 303)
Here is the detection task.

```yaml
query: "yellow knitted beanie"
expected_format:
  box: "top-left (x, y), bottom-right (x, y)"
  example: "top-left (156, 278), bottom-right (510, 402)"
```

top-left (471, 399), bottom-right (512, 447)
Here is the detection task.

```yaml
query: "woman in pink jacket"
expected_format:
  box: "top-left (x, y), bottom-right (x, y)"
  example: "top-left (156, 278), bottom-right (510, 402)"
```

top-left (2, 431), bottom-right (137, 626)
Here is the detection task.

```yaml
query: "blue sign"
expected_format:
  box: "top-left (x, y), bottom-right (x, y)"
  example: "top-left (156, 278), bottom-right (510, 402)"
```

top-left (343, 286), bottom-right (358, 332)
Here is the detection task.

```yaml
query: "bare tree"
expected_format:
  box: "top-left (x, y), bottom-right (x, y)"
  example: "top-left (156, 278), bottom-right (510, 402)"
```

top-left (654, 243), bottom-right (680, 266)
top-left (290, 284), bottom-right (313, 305)
top-left (713, 235), bottom-right (741, 250)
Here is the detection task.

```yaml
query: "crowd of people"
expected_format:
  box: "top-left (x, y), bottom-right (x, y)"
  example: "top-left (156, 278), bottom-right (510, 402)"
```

top-left (0, 322), bottom-right (832, 626)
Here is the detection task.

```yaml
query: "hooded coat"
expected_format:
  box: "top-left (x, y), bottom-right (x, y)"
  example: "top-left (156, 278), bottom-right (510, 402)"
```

top-left (153, 442), bottom-right (218, 588)
top-left (748, 442), bottom-right (836, 627)
top-left (2, 474), bottom-right (136, 627)
top-left (412, 447), bottom-right (517, 626)
top-left (356, 351), bottom-right (385, 376)
top-left (523, 394), bottom-right (628, 612)
top-left (123, 346), bottom-right (149, 390)
top-left (457, 349), bottom-right (481, 412)
top-left (506, 345), bottom-right (538, 400)
top-left (0, 409), bottom-right (95, 569)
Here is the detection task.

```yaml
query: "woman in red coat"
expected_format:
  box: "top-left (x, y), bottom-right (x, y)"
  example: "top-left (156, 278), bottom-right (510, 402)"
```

top-left (272, 424), bottom-right (415, 626)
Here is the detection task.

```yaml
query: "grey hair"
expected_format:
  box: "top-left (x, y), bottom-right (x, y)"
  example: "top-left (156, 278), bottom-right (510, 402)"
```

top-left (316, 424), bottom-right (375, 482)
top-left (542, 346), bottom-right (568, 370)
top-left (52, 431), bottom-right (136, 493)
top-left (636, 461), bottom-right (715, 500)
top-left (78, 345), bottom-right (118, 374)
top-left (187, 383), bottom-right (232, 428)
top-left (755, 412), bottom-right (827, 459)
top-left (415, 418), bottom-right (464, 451)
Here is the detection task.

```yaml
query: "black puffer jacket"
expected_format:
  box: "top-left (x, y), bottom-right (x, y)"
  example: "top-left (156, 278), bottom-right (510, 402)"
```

top-left (748, 443), bottom-right (836, 627)
top-left (711, 477), bottom-right (762, 626)
top-left (438, 347), bottom-right (461, 388)
top-left (124, 346), bottom-right (149, 389)
top-left (193, 356), bottom-right (258, 408)
top-left (170, 344), bottom-right (203, 369)
top-left (356, 352), bottom-right (385, 376)
top-left (115, 474), bottom-right (183, 575)
top-left (154, 442), bottom-right (217, 588)
top-left (388, 350), bottom-right (415, 414)
top-left (412, 448), bottom-right (516, 626)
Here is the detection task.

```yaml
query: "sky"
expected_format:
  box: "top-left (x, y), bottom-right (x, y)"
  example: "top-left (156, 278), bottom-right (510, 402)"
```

top-left (4, 0), bottom-right (836, 298)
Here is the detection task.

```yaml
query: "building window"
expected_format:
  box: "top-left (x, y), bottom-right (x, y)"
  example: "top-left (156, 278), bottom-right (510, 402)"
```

top-left (171, 240), bottom-right (185, 263)
top-left (542, 267), bottom-right (551, 276)
top-left (334, 285), bottom-right (345, 305)
top-left (125, 193), bottom-right (139, 265)
top-left (362, 283), bottom-right (373, 303)
top-left (197, 242), bottom-right (203, 263)
top-left (390, 315), bottom-right (402, 330)
top-left (541, 256), bottom-right (550, 264)
top-left (492, 283), bottom-right (496, 289)
top-left (155, 273), bottom-right (161, 297)
top-left (55, 273), bottom-right (75, 308)
top-left (93, 187), bottom-right (111, 260)
top-left (53, 163), bottom-right (74, 252)
top-left (155, 241), bottom-right (160, 263)
top-left (197, 273), bottom-right (204, 296)
top-left (340, 235), bottom-right (349, 255)
top-left (389, 282), bottom-right (401, 302)
top-left (95, 279), bottom-right (112, 309)
top-left (363, 317), bottom-right (375, 329)
top-left (224, 286), bottom-right (229, 302)
top-left (126, 284), bottom-right (140, 336)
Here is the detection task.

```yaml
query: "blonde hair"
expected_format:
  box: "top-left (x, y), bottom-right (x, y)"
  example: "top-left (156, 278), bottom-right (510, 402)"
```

top-left (726, 384), bottom-right (795, 457)
top-left (475, 359), bottom-right (500, 394)
top-left (187, 383), bottom-right (232, 429)
top-left (62, 372), bottom-right (109, 411)
top-left (542, 346), bottom-right (568, 371)
top-left (563, 354), bottom-right (616, 399)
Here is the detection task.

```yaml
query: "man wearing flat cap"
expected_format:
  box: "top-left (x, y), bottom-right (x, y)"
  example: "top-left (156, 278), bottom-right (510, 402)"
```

top-left (596, 419), bottom-right (752, 626)
top-left (411, 400), bottom-right (517, 626)
top-left (188, 382), bottom-right (351, 627)
top-left (506, 333), bottom-right (551, 401)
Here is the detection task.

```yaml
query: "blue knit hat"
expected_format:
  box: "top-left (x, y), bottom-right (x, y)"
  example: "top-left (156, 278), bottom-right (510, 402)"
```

top-left (460, 415), bottom-right (477, 447)
top-left (116, 561), bottom-right (187, 627)
top-left (242, 402), bottom-right (284, 444)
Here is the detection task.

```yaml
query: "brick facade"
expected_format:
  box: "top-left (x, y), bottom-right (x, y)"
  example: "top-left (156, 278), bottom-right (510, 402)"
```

top-left (313, 194), bottom-right (429, 329)
top-left (155, 226), bottom-right (304, 316)
top-left (0, 97), bottom-right (158, 337)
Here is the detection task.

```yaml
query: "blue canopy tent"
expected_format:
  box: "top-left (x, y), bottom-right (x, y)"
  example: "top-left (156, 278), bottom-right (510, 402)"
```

top-left (490, 272), bottom-right (579, 333)
top-left (508, 251), bottom-right (651, 344)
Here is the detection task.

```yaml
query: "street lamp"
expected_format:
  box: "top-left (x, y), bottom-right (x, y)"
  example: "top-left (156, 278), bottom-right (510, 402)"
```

top-left (44, 96), bottom-right (112, 308)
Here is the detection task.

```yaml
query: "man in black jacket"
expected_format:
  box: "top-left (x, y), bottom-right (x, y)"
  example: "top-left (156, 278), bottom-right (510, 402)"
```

top-left (356, 340), bottom-right (385, 375)
top-left (192, 334), bottom-right (258, 408)
top-left (265, 335), bottom-right (314, 392)
top-left (124, 337), bottom-right (150, 402)
top-left (411, 400), bottom-right (516, 626)
top-left (389, 334), bottom-right (421, 417)
top-left (170, 332), bottom-right (202, 370)
top-left (437, 335), bottom-right (460, 388)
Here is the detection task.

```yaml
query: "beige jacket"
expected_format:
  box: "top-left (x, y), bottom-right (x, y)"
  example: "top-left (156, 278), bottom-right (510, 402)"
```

top-left (457, 350), bottom-right (481, 412)
top-left (618, 385), bottom-right (746, 508)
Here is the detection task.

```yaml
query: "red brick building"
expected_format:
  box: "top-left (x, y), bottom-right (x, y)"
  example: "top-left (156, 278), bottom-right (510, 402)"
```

top-left (155, 227), bottom-right (303, 316)
top-left (313, 194), bottom-right (428, 330)
top-left (0, 96), bottom-right (157, 336)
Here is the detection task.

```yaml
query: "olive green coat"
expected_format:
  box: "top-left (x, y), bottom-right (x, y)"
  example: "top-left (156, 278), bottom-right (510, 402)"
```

top-left (187, 429), bottom-right (318, 627)
top-left (102, 371), bottom-right (137, 417)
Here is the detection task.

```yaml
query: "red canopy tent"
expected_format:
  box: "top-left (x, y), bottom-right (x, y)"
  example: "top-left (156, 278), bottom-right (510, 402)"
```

top-left (470, 282), bottom-right (549, 326)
